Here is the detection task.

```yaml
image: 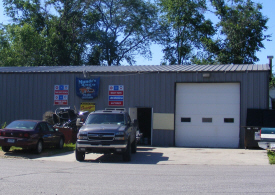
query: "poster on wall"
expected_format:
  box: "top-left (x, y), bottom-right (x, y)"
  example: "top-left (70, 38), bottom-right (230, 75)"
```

top-left (80, 102), bottom-right (95, 112)
top-left (108, 85), bottom-right (124, 106)
top-left (76, 77), bottom-right (100, 99)
top-left (54, 85), bottom-right (69, 105)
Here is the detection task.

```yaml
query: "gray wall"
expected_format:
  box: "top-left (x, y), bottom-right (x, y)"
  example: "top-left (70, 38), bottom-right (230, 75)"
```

top-left (0, 70), bottom-right (270, 148)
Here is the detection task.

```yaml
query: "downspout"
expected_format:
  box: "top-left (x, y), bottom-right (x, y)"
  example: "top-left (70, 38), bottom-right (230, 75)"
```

top-left (268, 56), bottom-right (274, 109)
top-left (268, 56), bottom-right (273, 80)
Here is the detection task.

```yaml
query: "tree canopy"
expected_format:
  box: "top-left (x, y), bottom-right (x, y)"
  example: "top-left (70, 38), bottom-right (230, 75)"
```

top-left (209, 0), bottom-right (269, 64)
top-left (0, 0), bottom-right (270, 66)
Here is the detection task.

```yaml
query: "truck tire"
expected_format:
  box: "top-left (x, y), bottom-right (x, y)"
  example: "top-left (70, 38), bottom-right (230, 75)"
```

top-left (122, 140), bottom-right (131, 162)
top-left (131, 137), bottom-right (137, 154)
top-left (75, 148), bottom-right (85, 161)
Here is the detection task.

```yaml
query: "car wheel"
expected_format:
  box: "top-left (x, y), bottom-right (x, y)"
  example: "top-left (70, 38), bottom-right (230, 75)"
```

top-left (122, 140), bottom-right (131, 162)
top-left (2, 146), bottom-right (11, 152)
top-left (131, 137), bottom-right (137, 154)
top-left (35, 140), bottom-right (43, 154)
top-left (56, 138), bottom-right (64, 149)
top-left (75, 148), bottom-right (85, 161)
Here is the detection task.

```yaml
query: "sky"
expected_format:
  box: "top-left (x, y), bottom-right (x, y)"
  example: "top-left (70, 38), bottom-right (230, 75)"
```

top-left (0, 0), bottom-right (274, 66)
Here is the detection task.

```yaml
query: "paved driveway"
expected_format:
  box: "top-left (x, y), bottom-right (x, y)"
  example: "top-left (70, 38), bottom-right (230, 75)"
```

top-left (34, 146), bottom-right (270, 165)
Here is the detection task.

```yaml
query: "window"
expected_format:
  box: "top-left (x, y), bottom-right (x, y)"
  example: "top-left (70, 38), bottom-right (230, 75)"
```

top-left (39, 123), bottom-right (49, 132)
top-left (181, 118), bottom-right (191, 122)
top-left (224, 118), bottom-right (234, 123)
top-left (47, 124), bottom-right (56, 132)
top-left (202, 118), bottom-right (212, 123)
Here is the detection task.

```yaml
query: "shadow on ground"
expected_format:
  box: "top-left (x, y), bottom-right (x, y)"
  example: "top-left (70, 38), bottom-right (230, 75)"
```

top-left (0, 148), bottom-right (74, 159)
top-left (84, 147), bottom-right (169, 164)
top-left (1, 147), bottom-right (169, 164)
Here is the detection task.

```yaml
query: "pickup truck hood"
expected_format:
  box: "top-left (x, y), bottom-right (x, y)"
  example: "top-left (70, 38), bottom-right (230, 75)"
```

top-left (80, 124), bottom-right (126, 133)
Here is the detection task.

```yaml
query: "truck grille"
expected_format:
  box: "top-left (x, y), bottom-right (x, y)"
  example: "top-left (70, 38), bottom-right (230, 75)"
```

top-left (87, 133), bottom-right (115, 141)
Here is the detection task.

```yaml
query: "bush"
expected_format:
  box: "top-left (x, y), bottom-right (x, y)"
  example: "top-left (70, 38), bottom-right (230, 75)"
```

top-left (1, 122), bottom-right (6, 129)
top-left (43, 111), bottom-right (55, 125)
top-left (267, 150), bottom-right (275, 164)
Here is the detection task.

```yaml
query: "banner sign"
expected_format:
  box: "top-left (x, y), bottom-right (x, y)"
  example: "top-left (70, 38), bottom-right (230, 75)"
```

top-left (108, 85), bottom-right (124, 106)
top-left (54, 85), bottom-right (69, 105)
top-left (76, 77), bottom-right (100, 99)
top-left (80, 102), bottom-right (95, 112)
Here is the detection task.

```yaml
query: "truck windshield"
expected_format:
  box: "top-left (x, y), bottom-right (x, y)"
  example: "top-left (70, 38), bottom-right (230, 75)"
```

top-left (85, 114), bottom-right (125, 125)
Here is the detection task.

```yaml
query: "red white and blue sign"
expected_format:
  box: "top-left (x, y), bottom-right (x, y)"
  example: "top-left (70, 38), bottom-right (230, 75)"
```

top-left (54, 85), bottom-right (69, 105)
top-left (108, 85), bottom-right (124, 106)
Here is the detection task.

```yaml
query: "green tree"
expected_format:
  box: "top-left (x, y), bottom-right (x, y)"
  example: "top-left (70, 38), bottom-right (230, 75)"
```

top-left (210, 0), bottom-right (269, 64)
top-left (86, 0), bottom-right (158, 66)
top-left (1, 0), bottom-right (100, 66)
top-left (0, 23), bottom-right (46, 66)
top-left (1, 0), bottom-right (158, 66)
top-left (157, 0), bottom-right (215, 65)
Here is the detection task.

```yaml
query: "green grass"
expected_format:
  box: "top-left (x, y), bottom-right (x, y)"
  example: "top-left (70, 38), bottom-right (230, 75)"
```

top-left (267, 150), bottom-right (275, 164)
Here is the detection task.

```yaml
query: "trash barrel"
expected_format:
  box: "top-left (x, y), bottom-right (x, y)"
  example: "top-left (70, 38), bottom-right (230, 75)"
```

top-left (244, 126), bottom-right (261, 149)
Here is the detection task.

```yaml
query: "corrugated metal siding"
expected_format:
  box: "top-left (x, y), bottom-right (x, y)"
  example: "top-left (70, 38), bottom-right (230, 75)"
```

top-left (152, 129), bottom-right (174, 147)
top-left (0, 68), bottom-right (270, 148)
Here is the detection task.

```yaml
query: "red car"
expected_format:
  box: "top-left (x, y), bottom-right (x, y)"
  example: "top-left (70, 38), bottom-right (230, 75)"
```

top-left (0, 120), bottom-right (65, 154)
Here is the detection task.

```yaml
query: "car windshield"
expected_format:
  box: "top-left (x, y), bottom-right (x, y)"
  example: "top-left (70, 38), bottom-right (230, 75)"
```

top-left (85, 114), bottom-right (125, 125)
top-left (6, 121), bottom-right (37, 130)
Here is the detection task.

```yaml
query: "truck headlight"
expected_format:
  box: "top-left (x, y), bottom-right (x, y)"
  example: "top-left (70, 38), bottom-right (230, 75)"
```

top-left (78, 132), bottom-right (88, 140)
top-left (114, 132), bottom-right (125, 140)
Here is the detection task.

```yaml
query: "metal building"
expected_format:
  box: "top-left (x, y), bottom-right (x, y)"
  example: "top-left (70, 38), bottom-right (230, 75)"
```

top-left (0, 64), bottom-right (270, 148)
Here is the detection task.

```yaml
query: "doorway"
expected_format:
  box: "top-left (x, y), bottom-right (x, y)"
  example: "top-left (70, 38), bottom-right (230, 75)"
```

top-left (137, 108), bottom-right (152, 145)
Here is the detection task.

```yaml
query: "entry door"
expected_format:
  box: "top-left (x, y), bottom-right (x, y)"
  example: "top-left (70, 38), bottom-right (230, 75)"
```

top-left (129, 107), bottom-right (137, 122)
top-left (175, 83), bottom-right (240, 148)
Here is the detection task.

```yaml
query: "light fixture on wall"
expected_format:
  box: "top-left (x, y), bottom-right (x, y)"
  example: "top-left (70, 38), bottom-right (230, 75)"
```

top-left (202, 73), bottom-right (210, 78)
top-left (83, 70), bottom-right (88, 78)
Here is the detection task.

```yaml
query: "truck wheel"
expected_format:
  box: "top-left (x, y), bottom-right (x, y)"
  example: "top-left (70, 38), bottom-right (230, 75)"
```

top-left (122, 140), bottom-right (131, 162)
top-left (2, 146), bottom-right (11, 152)
top-left (131, 137), bottom-right (137, 154)
top-left (75, 148), bottom-right (85, 161)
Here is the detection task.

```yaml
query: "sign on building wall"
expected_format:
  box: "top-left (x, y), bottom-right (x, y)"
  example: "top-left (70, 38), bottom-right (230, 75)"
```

top-left (76, 77), bottom-right (100, 100)
top-left (108, 85), bottom-right (124, 106)
top-left (80, 102), bottom-right (95, 112)
top-left (54, 85), bottom-right (69, 105)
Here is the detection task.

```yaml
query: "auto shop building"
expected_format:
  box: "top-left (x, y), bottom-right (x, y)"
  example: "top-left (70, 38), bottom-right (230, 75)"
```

top-left (0, 64), bottom-right (270, 148)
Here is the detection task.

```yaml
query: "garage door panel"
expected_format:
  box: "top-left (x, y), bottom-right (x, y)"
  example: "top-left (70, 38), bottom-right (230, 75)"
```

top-left (176, 115), bottom-right (239, 126)
top-left (176, 104), bottom-right (239, 115)
top-left (175, 83), bottom-right (240, 148)
top-left (176, 135), bottom-right (239, 148)
top-left (175, 125), bottom-right (239, 138)
top-left (179, 94), bottom-right (239, 105)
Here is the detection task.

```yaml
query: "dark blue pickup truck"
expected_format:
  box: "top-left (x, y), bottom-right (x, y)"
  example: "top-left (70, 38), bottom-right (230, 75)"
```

top-left (75, 110), bottom-right (137, 162)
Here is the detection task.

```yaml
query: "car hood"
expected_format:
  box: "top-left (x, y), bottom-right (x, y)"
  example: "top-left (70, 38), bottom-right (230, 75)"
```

top-left (79, 124), bottom-right (126, 133)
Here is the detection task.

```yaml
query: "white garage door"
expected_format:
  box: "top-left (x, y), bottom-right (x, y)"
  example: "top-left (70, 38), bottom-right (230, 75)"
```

top-left (175, 83), bottom-right (240, 148)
